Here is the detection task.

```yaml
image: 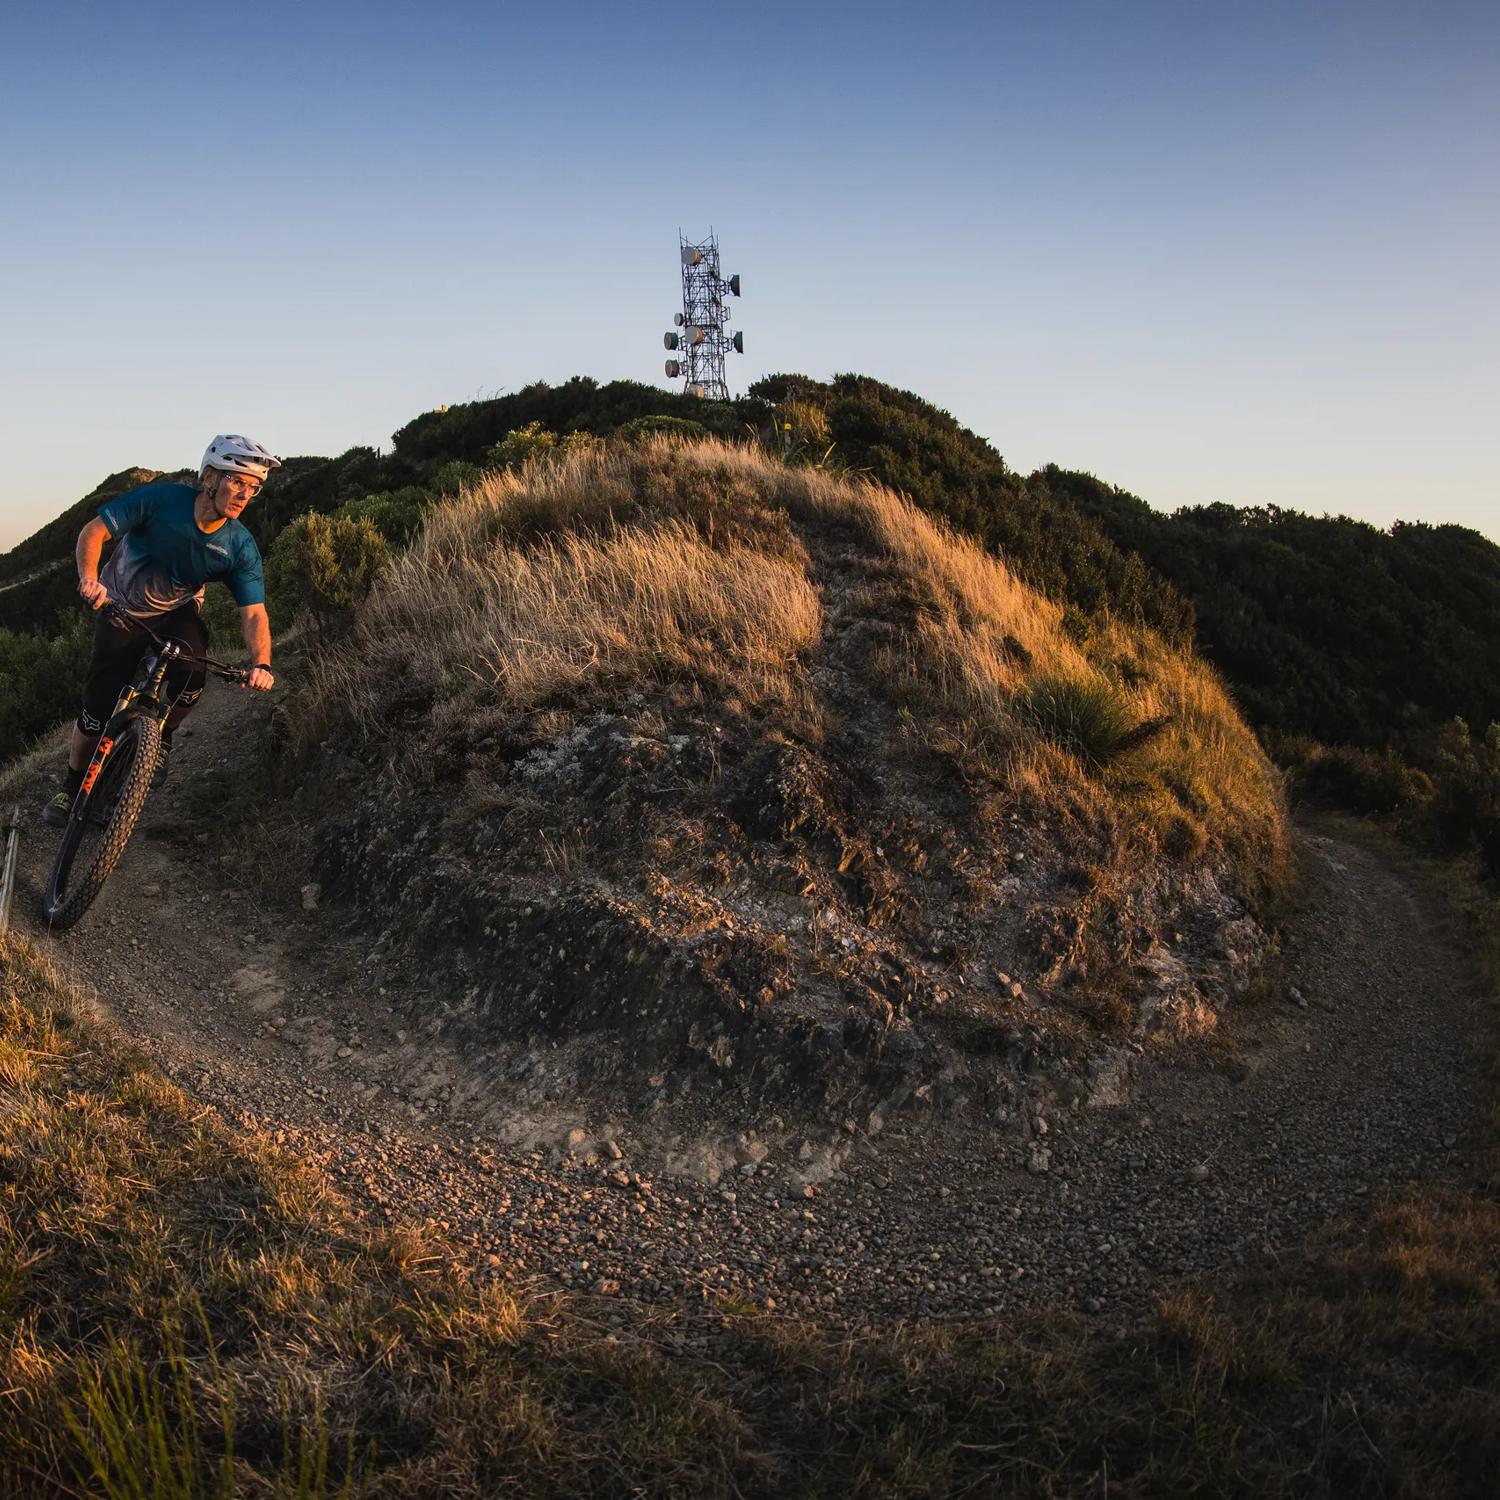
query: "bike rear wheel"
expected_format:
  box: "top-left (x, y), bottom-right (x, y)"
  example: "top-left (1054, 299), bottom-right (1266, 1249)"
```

top-left (41, 716), bottom-right (160, 931)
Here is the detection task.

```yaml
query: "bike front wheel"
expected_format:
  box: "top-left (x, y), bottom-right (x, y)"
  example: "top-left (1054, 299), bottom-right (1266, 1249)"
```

top-left (41, 715), bottom-right (160, 932)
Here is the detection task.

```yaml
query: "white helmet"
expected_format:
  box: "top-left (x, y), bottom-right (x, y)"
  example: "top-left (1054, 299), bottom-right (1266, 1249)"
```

top-left (201, 434), bottom-right (282, 481)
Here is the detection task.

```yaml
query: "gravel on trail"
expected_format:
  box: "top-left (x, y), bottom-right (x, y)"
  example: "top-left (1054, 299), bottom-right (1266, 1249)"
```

top-left (7, 676), bottom-right (1487, 1336)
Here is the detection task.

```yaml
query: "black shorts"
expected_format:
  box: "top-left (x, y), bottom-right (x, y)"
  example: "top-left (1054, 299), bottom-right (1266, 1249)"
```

top-left (78, 604), bottom-right (208, 735)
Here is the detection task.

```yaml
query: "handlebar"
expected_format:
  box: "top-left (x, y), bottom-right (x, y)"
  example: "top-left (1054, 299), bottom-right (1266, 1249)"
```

top-left (103, 604), bottom-right (256, 685)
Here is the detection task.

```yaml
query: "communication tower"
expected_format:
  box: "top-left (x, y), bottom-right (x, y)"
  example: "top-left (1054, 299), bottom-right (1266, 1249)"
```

top-left (662, 230), bottom-right (743, 400)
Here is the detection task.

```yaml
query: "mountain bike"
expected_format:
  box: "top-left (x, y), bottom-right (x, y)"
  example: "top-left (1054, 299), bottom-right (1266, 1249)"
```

top-left (41, 606), bottom-right (251, 931)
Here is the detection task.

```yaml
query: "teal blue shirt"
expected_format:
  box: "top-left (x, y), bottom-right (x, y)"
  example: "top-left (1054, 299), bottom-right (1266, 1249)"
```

top-left (97, 481), bottom-right (265, 618)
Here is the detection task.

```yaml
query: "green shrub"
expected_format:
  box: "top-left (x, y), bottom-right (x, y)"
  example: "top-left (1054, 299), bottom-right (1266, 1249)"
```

top-left (432, 460), bottom-right (483, 497)
top-left (616, 415), bottom-right (709, 443)
top-left (487, 422), bottom-right (560, 470)
top-left (0, 616), bottom-right (90, 760)
top-left (1283, 739), bottom-right (1431, 816)
top-left (267, 513), bottom-right (388, 639)
top-left (335, 487), bottom-right (432, 549)
top-left (1423, 718), bottom-right (1500, 878)
top-left (486, 423), bottom-right (598, 471)
top-left (197, 586), bottom-right (244, 653)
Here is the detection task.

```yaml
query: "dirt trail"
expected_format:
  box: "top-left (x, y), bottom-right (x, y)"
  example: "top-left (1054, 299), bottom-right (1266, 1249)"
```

top-left (5, 671), bottom-right (1489, 1332)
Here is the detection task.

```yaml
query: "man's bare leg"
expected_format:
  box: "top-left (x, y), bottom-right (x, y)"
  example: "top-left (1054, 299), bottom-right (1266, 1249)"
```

top-left (68, 726), bottom-right (100, 773)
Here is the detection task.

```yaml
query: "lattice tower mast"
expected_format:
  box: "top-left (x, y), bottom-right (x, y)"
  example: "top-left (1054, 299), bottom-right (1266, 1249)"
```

top-left (663, 230), bottom-right (742, 400)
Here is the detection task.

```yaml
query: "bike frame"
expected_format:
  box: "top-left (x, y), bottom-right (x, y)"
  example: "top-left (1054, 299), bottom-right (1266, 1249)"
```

top-left (77, 640), bottom-right (179, 800)
top-left (73, 609), bottom-right (246, 813)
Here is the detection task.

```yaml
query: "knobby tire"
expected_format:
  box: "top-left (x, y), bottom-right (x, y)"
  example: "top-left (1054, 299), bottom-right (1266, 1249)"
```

top-left (42, 716), bottom-right (160, 932)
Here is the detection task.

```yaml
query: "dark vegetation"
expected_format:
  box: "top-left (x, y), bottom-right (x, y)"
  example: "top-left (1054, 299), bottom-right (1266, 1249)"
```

top-left (1039, 466), bottom-right (1500, 754)
top-left (1032, 465), bottom-right (1500, 876)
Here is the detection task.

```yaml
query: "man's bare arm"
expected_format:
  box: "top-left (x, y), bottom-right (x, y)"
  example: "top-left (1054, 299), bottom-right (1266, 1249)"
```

top-left (239, 603), bottom-right (274, 690)
top-left (75, 517), bottom-right (111, 608)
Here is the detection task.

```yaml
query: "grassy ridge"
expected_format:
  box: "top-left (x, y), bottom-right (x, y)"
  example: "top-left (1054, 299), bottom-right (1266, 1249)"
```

top-left (298, 437), bottom-right (1285, 913)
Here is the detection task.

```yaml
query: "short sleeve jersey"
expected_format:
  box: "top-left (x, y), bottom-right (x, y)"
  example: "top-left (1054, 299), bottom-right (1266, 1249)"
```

top-left (97, 481), bottom-right (265, 618)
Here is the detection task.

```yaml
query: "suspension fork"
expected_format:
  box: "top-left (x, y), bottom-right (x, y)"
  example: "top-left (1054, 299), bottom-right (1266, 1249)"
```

top-left (79, 728), bottom-right (118, 798)
top-left (79, 643), bottom-right (178, 799)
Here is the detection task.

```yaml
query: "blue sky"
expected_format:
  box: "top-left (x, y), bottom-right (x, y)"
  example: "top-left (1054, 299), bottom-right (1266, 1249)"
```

top-left (1, 0), bottom-right (1496, 551)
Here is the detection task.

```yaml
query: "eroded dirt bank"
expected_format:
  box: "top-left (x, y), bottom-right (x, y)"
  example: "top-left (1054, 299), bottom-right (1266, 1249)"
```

top-left (4, 680), bottom-right (1487, 1331)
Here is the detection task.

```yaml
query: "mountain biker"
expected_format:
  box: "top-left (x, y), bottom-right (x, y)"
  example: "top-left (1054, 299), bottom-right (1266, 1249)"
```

top-left (41, 435), bottom-right (281, 828)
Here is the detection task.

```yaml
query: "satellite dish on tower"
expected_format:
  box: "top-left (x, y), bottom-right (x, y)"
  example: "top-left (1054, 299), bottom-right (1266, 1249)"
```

top-left (664, 332), bottom-right (680, 350)
top-left (665, 231), bottom-right (744, 402)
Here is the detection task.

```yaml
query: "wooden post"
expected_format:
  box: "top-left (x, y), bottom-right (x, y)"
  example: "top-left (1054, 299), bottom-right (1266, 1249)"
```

top-left (0, 806), bottom-right (21, 936)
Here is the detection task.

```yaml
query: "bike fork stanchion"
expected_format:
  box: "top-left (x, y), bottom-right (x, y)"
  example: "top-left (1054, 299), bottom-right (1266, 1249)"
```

top-left (0, 806), bottom-right (21, 936)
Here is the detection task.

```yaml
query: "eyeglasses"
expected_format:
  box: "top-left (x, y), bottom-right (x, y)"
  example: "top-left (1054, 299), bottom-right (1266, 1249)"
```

top-left (218, 475), bottom-right (262, 498)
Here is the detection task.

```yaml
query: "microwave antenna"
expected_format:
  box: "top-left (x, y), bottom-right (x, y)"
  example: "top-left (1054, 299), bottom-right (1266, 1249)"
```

top-left (662, 229), bottom-right (743, 400)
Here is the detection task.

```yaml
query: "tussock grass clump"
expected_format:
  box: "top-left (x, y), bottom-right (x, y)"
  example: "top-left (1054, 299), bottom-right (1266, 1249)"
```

top-left (1015, 671), bottom-right (1145, 769)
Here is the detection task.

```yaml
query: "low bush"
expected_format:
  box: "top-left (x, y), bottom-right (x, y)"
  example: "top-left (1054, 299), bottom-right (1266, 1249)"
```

top-left (485, 422), bottom-right (598, 471)
top-left (1424, 718), bottom-right (1500, 880)
top-left (267, 512), bottom-right (389, 639)
top-left (0, 616), bottom-right (90, 762)
top-left (616, 414), bottom-right (709, 442)
top-left (432, 460), bottom-right (484, 497)
top-left (335, 487), bottom-right (432, 549)
top-left (1280, 737), bottom-right (1431, 816)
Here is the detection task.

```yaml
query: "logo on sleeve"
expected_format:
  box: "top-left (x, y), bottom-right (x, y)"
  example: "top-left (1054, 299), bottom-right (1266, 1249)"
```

top-left (206, 542), bottom-right (230, 560)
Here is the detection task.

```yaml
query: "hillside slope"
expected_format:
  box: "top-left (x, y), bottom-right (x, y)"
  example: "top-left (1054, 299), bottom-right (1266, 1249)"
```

top-left (283, 437), bottom-right (1285, 1120)
top-left (1037, 465), bottom-right (1500, 753)
top-left (752, 373), bottom-right (1194, 641)
top-left (0, 468), bottom-right (164, 634)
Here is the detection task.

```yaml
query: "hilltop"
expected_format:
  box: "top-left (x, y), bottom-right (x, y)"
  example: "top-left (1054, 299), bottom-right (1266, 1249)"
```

top-left (275, 436), bottom-right (1285, 1127)
top-left (2, 374), bottom-right (1191, 760)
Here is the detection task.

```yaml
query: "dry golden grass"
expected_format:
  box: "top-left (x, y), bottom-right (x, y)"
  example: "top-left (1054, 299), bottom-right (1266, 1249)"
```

top-left (298, 442), bottom-right (827, 756)
top-left (0, 729), bottom-right (68, 803)
top-left (346, 520), bottom-right (817, 733)
top-left (292, 435), bottom-right (1286, 895)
